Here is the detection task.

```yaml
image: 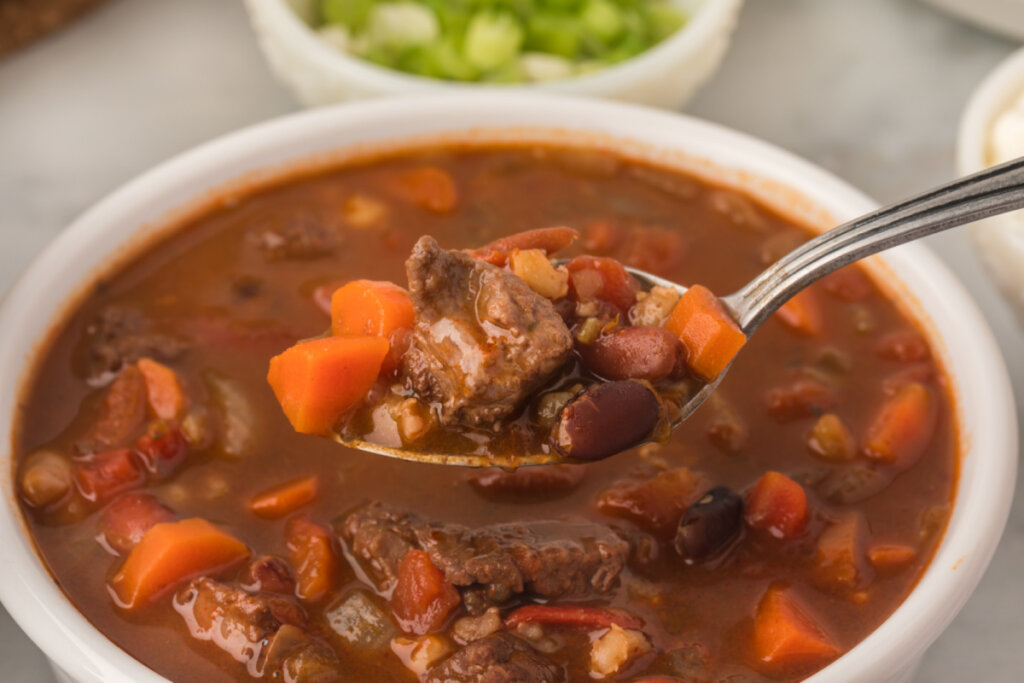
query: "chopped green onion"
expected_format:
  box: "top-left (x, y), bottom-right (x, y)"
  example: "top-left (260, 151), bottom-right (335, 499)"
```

top-left (309, 0), bottom-right (687, 83)
top-left (464, 11), bottom-right (524, 71)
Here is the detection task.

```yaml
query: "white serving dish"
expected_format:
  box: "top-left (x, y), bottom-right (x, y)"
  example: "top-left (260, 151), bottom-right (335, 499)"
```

top-left (243, 0), bottom-right (743, 109)
top-left (0, 93), bottom-right (1015, 682)
top-left (958, 45), bottom-right (1024, 322)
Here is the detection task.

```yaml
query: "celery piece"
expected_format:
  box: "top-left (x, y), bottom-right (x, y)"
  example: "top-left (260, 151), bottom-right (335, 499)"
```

top-left (320, 0), bottom-right (373, 29)
top-left (525, 11), bottom-right (581, 59)
top-left (580, 0), bottom-right (624, 45)
top-left (366, 2), bottom-right (441, 50)
top-left (464, 11), bottom-right (524, 71)
top-left (645, 2), bottom-right (686, 42)
top-left (519, 52), bottom-right (574, 81)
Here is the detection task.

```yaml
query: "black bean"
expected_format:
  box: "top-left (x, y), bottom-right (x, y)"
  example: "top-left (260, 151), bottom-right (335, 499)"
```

top-left (674, 486), bottom-right (743, 561)
top-left (556, 381), bottom-right (660, 461)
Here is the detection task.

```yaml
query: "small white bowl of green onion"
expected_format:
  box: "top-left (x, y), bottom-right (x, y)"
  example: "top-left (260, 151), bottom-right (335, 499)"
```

top-left (245, 0), bottom-right (743, 109)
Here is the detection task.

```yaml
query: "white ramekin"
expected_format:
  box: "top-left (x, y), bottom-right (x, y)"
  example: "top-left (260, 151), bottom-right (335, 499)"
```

top-left (958, 45), bottom-right (1024, 322)
top-left (243, 0), bottom-right (743, 109)
top-left (0, 93), bottom-right (1015, 683)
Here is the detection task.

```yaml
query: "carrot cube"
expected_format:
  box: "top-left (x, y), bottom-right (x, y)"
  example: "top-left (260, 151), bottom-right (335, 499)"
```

top-left (665, 284), bottom-right (745, 381)
top-left (267, 336), bottom-right (389, 435)
top-left (745, 471), bottom-right (808, 539)
top-left (110, 518), bottom-right (249, 609)
top-left (863, 382), bottom-right (937, 470)
top-left (753, 585), bottom-right (839, 669)
top-left (330, 280), bottom-right (414, 339)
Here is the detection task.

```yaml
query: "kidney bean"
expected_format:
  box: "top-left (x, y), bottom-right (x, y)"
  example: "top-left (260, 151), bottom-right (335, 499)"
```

top-left (578, 326), bottom-right (683, 382)
top-left (674, 486), bottom-right (743, 561)
top-left (556, 381), bottom-right (660, 461)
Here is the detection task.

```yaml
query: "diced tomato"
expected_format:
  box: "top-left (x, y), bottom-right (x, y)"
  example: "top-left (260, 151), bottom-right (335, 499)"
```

top-left (382, 166), bottom-right (458, 213)
top-left (821, 267), bottom-right (872, 301)
top-left (596, 467), bottom-right (710, 537)
top-left (863, 382), bottom-right (937, 470)
top-left (619, 227), bottom-right (686, 277)
top-left (582, 220), bottom-right (623, 254)
top-left (752, 585), bottom-right (839, 669)
top-left (85, 365), bottom-right (147, 449)
top-left (135, 421), bottom-right (187, 476)
top-left (285, 515), bottom-right (339, 603)
top-left (813, 514), bottom-right (872, 592)
top-left (745, 472), bottom-right (808, 539)
top-left (99, 493), bottom-right (176, 555)
top-left (75, 449), bottom-right (145, 503)
top-left (566, 256), bottom-right (642, 314)
top-left (764, 379), bottom-right (836, 422)
top-left (875, 331), bottom-right (930, 363)
top-left (392, 549), bottom-right (460, 635)
top-left (774, 289), bottom-right (823, 337)
top-left (505, 605), bottom-right (642, 630)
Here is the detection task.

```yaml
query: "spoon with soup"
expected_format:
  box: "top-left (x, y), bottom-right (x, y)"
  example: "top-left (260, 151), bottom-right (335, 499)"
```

top-left (268, 155), bottom-right (1024, 467)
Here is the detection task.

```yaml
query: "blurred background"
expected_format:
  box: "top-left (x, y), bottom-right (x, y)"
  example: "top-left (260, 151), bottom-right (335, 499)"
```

top-left (1, 0), bottom-right (1021, 680)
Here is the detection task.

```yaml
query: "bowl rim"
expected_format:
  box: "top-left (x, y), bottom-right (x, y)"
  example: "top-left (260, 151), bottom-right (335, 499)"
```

top-left (244, 0), bottom-right (743, 93)
top-left (0, 92), bottom-right (1015, 683)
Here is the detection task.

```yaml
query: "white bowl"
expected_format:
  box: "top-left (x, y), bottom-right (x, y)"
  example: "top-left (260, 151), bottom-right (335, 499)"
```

top-left (958, 45), bottom-right (1024, 322)
top-left (0, 93), bottom-right (1015, 683)
top-left (243, 0), bottom-right (743, 109)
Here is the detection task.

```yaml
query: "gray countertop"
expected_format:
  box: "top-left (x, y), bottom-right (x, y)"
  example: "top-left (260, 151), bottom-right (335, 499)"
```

top-left (1, 0), bottom-right (1020, 680)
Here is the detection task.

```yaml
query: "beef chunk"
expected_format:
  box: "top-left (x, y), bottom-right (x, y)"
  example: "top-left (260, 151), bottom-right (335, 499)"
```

top-left (425, 633), bottom-right (564, 683)
top-left (401, 236), bottom-right (572, 426)
top-left (340, 502), bottom-right (629, 603)
top-left (82, 305), bottom-right (186, 381)
top-left (174, 578), bottom-right (342, 680)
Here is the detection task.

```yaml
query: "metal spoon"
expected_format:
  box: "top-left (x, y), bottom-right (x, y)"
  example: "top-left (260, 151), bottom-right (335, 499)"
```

top-left (337, 155), bottom-right (1024, 467)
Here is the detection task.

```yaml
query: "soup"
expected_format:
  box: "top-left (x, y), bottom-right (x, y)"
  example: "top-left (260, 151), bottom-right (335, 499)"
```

top-left (14, 144), bottom-right (956, 682)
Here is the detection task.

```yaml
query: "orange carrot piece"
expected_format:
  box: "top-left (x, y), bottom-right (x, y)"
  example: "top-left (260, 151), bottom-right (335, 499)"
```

top-left (863, 382), bottom-right (937, 470)
top-left (330, 280), bottom-right (414, 338)
top-left (745, 471), bottom-right (809, 539)
top-left (774, 289), bottom-right (823, 337)
top-left (110, 518), bottom-right (249, 609)
top-left (665, 284), bottom-right (746, 381)
top-left (137, 358), bottom-right (187, 421)
top-left (469, 226), bottom-right (580, 266)
top-left (753, 585), bottom-right (840, 668)
top-left (392, 549), bottom-right (461, 635)
top-left (267, 336), bottom-right (389, 435)
top-left (285, 515), bottom-right (339, 603)
top-left (248, 476), bottom-right (320, 519)
top-left (383, 166), bottom-right (458, 213)
top-left (868, 544), bottom-right (918, 572)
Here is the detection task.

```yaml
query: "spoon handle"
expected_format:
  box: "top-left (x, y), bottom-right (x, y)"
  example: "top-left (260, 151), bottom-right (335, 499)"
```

top-left (723, 155), bottom-right (1024, 334)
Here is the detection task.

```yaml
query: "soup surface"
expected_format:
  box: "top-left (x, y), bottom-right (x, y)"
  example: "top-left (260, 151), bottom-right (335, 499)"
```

top-left (14, 144), bottom-right (956, 682)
